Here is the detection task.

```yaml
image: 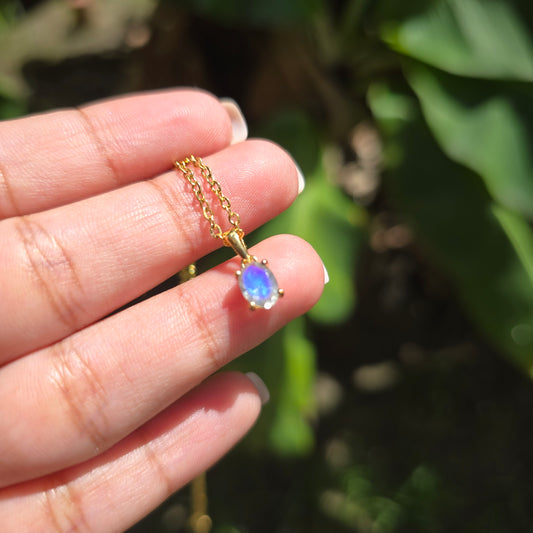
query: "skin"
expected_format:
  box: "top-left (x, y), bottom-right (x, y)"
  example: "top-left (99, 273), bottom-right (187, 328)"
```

top-left (0, 89), bottom-right (325, 532)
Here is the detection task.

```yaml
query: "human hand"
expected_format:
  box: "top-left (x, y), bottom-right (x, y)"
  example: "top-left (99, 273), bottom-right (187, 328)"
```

top-left (0, 90), bottom-right (325, 531)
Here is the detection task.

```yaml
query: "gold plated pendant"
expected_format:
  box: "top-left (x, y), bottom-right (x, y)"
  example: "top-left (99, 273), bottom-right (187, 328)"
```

top-left (224, 229), bottom-right (284, 310)
top-left (175, 157), bottom-right (284, 310)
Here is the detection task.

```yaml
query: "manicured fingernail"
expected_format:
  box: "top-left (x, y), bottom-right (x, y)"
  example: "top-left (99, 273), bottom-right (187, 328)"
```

top-left (296, 162), bottom-right (305, 194)
top-left (322, 261), bottom-right (329, 284)
top-left (220, 98), bottom-right (248, 144)
top-left (245, 372), bottom-right (270, 405)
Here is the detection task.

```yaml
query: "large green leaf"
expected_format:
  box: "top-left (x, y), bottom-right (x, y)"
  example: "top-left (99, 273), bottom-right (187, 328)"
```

top-left (255, 110), bottom-right (366, 325)
top-left (289, 165), bottom-right (366, 324)
top-left (380, 0), bottom-right (533, 81)
top-left (369, 84), bottom-right (533, 369)
top-left (227, 317), bottom-right (316, 456)
top-left (406, 64), bottom-right (533, 219)
top-left (268, 318), bottom-right (316, 454)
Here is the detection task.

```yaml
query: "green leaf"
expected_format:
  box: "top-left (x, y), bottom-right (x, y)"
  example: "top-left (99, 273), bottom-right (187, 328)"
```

top-left (380, 0), bottom-right (533, 81)
top-left (0, 90), bottom-right (25, 119)
top-left (406, 64), bottom-right (533, 219)
top-left (259, 163), bottom-right (365, 325)
top-left (254, 109), bottom-right (366, 324)
top-left (492, 206), bottom-right (533, 286)
top-left (369, 83), bottom-right (533, 369)
top-left (268, 318), bottom-right (316, 454)
top-left (227, 317), bottom-right (316, 456)
top-left (292, 167), bottom-right (366, 324)
top-left (0, 1), bottom-right (20, 31)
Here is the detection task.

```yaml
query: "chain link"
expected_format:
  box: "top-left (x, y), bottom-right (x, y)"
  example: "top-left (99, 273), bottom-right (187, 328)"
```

top-left (174, 155), bottom-right (241, 240)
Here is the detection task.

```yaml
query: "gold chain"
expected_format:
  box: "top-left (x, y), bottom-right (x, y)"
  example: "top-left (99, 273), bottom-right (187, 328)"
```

top-left (174, 155), bottom-right (284, 311)
top-left (174, 155), bottom-right (241, 240)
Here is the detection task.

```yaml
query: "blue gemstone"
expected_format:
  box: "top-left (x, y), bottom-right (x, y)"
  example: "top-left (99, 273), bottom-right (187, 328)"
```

top-left (238, 261), bottom-right (279, 309)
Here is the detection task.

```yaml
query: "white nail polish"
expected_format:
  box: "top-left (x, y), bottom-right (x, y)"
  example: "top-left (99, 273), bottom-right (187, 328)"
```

top-left (220, 98), bottom-right (248, 145)
top-left (322, 261), bottom-right (329, 285)
top-left (245, 372), bottom-right (270, 405)
top-left (295, 163), bottom-right (305, 194)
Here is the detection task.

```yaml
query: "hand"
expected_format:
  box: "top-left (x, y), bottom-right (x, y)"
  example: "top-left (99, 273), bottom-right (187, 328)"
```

top-left (0, 90), bottom-right (325, 531)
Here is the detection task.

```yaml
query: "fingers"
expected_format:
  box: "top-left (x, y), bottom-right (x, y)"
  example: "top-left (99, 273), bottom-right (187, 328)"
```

top-left (0, 89), bottom-right (234, 219)
top-left (0, 235), bottom-right (324, 487)
top-left (0, 140), bottom-right (300, 361)
top-left (0, 372), bottom-right (262, 533)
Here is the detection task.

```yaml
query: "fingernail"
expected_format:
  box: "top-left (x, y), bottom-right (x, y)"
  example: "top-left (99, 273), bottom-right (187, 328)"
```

top-left (245, 372), bottom-right (270, 405)
top-left (295, 162), bottom-right (305, 194)
top-left (220, 98), bottom-right (248, 144)
top-left (322, 261), bottom-right (329, 285)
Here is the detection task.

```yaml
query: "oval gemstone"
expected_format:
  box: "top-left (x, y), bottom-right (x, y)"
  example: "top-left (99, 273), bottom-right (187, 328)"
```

top-left (238, 261), bottom-right (279, 309)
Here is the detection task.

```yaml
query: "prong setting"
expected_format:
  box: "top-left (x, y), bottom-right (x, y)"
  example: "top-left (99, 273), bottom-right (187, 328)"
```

top-left (237, 259), bottom-right (281, 310)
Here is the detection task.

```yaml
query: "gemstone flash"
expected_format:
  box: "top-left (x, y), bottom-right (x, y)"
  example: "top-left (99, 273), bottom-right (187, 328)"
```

top-left (237, 260), bottom-right (281, 310)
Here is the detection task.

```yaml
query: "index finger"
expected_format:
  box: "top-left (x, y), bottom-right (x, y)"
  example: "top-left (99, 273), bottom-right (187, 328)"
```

top-left (0, 89), bottom-right (235, 219)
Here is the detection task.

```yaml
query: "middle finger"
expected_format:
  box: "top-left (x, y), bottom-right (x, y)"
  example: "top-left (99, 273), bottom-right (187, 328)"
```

top-left (0, 140), bottom-right (300, 361)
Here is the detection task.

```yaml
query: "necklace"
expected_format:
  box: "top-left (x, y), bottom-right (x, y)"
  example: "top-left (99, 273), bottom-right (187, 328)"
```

top-left (174, 155), bottom-right (284, 310)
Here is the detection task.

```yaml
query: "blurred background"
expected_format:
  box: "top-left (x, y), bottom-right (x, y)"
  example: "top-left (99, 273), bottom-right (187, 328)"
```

top-left (2, 0), bottom-right (533, 531)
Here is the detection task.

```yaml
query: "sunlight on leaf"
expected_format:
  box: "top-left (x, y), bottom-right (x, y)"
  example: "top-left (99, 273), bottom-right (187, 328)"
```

top-left (381, 0), bottom-right (533, 80)
top-left (369, 82), bottom-right (533, 368)
top-left (406, 64), bottom-right (533, 219)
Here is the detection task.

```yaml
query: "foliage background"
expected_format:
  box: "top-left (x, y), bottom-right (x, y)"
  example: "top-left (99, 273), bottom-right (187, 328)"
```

top-left (2, 0), bottom-right (533, 531)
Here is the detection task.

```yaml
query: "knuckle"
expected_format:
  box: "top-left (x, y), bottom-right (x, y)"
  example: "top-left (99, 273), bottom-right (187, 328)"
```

top-left (14, 215), bottom-right (86, 331)
top-left (49, 340), bottom-right (109, 453)
top-left (178, 287), bottom-right (222, 370)
top-left (141, 440), bottom-right (173, 499)
top-left (145, 178), bottom-right (197, 256)
top-left (0, 161), bottom-right (19, 219)
top-left (42, 478), bottom-right (90, 533)
top-left (75, 107), bottom-right (121, 187)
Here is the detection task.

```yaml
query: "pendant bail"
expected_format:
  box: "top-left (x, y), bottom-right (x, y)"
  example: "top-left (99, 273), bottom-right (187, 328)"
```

top-left (223, 229), bottom-right (252, 262)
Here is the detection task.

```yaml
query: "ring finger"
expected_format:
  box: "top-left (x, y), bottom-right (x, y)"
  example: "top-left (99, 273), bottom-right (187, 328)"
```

top-left (0, 235), bottom-right (325, 487)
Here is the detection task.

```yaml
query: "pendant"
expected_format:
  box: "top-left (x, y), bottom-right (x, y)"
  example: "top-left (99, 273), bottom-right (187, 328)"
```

top-left (237, 259), bottom-right (281, 310)
top-left (224, 229), bottom-right (284, 310)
